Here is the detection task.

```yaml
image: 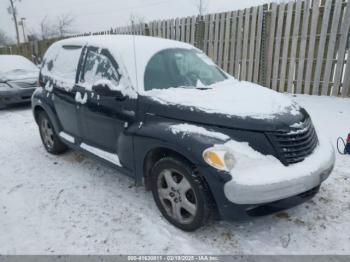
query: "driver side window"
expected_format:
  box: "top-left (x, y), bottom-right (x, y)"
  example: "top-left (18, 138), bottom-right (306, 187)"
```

top-left (81, 49), bottom-right (120, 88)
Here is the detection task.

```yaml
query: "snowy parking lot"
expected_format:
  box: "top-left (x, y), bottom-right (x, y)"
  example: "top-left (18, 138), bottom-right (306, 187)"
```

top-left (0, 94), bottom-right (349, 255)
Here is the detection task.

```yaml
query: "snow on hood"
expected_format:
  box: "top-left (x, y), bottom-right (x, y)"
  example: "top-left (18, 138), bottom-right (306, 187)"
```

top-left (0, 69), bottom-right (38, 82)
top-left (169, 123), bottom-right (230, 140)
top-left (144, 78), bottom-right (301, 120)
top-left (0, 55), bottom-right (38, 81)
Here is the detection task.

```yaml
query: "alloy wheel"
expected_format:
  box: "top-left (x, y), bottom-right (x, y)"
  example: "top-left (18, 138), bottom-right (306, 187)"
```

top-left (41, 118), bottom-right (54, 149)
top-left (157, 168), bottom-right (197, 224)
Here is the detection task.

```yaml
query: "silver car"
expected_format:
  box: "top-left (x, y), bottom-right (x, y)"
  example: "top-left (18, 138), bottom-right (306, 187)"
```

top-left (0, 55), bottom-right (39, 109)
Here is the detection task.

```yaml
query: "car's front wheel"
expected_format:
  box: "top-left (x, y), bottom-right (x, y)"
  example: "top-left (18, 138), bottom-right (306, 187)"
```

top-left (151, 157), bottom-right (213, 231)
top-left (38, 111), bottom-right (67, 155)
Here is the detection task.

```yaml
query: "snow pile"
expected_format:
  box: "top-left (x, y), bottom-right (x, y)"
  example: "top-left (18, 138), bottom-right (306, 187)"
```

top-left (90, 79), bottom-right (137, 99)
top-left (44, 81), bottom-right (53, 92)
top-left (75, 92), bottom-right (88, 104)
top-left (169, 123), bottom-right (229, 140)
top-left (145, 79), bottom-right (301, 119)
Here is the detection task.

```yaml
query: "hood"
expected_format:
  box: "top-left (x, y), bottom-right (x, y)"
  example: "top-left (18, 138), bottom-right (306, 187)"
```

top-left (0, 69), bottom-right (38, 82)
top-left (142, 79), bottom-right (306, 132)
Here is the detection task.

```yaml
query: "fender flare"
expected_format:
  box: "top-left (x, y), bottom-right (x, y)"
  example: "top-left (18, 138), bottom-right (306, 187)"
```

top-left (32, 99), bottom-right (62, 134)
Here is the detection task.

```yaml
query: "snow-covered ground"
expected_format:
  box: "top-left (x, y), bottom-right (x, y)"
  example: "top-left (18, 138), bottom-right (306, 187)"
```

top-left (0, 94), bottom-right (349, 255)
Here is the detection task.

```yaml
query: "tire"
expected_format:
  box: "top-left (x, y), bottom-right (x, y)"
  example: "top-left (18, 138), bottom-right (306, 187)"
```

top-left (151, 157), bottom-right (213, 231)
top-left (38, 111), bottom-right (67, 155)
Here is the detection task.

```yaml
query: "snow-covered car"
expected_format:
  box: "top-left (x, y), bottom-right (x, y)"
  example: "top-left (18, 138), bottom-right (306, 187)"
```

top-left (31, 35), bottom-right (335, 231)
top-left (0, 55), bottom-right (39, 109)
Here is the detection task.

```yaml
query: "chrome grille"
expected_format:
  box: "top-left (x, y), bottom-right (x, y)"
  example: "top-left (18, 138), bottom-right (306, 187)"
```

top-left (267, 118), bottom-right (319, 165)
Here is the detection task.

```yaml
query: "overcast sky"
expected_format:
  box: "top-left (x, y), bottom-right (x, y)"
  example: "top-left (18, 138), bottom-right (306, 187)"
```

top-left (1, 0), bottom-right (273, 41)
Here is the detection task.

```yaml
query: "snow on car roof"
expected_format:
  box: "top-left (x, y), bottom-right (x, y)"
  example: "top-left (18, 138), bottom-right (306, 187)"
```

top-left (52, 35), bottom-right (195, 91)
top-left (0, 55), bottom-right (38, 73)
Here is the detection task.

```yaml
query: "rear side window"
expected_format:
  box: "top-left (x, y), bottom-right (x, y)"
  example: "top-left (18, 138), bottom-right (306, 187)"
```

top-left (81, 50), bottom-right (120, 87)
top-left (51, 46), bottom-right (82, 82)
top-left (41, 44), bottom-right (82, 88)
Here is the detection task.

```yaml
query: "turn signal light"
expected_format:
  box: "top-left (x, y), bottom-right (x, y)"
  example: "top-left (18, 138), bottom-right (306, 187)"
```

top-left (203, 150), bottom-right (226, 170)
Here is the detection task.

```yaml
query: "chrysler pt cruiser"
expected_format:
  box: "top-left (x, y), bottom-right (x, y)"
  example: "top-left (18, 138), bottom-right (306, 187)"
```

top-left (32, 36), bottom-right (335, 231)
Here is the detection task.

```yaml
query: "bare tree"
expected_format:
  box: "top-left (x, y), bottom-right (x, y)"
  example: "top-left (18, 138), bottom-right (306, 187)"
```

top-left (56, 14), bottom-right (75, 37)
top-left (129, 13), bottom-right (146, 25)
top-left (26, 27), bottom-right (40, 41)
top-left (192, 0), bottom-right (209, 16)
top-left (39, 16), bottom-right (57, 40)
top-left (7, 0), bottom-right (21, 45)
top-left (0, 29), bottom-right (13, 46)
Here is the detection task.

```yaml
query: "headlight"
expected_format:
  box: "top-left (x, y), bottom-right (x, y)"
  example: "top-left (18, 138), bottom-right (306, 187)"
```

top-left (203, 146), bottom-right (236, 172)
top-left (0, 83), bottom-right (12, 91)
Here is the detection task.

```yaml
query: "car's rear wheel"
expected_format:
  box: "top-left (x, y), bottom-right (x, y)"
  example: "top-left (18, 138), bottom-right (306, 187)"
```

top-left (151, 157), bottom-right (212, 231)
top-left (38, 111), bottom-right (67, 154)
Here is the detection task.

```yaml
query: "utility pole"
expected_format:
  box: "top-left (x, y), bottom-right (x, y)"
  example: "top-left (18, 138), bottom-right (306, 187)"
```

top-left (196, 0), bottom-right (208, 16)
top-left (18, 17), bottom-right (26, 43)
top-left (199, 0), bottom-right (204, 16)
top-left (9, 0), bottom-right (20, 45)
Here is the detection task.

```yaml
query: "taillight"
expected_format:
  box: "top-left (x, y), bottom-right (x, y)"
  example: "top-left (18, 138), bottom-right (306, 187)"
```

top-left (347, 133), bottom-right (350, 143)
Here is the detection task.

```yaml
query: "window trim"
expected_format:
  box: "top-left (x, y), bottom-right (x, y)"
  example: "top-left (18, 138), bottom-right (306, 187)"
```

top-left (79, 46), bottom-right (121, 86)
top-left (62, 45), bottom-right (83, 50)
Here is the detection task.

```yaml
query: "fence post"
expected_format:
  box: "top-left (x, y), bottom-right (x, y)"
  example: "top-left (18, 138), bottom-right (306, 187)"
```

top-left (194, 15), bottom-right (205, 50)
top-left (144, 23), bottom-right (150, 36)
top-left (259, 4), bottom-right (270, 87)
top-left (258, 4), bottom-right (271, 86)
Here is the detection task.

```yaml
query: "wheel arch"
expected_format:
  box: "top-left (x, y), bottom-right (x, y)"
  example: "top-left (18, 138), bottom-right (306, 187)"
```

top-left (32, 103), bottom-right (62, 134)
top-left (33, 105), bottom-right (45, 123)
top-left (142, 145), bottom-right (220, 223)
top-left (143, 147), bottom-right (196, 191)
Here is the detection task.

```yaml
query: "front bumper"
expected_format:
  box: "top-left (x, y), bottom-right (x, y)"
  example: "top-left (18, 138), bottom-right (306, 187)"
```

top-left (199, 134), bottom-right (335, 220)
top-left (224, 135), bottom-right (335, 205)
top-left (0, 87), bottom-right (37, 106)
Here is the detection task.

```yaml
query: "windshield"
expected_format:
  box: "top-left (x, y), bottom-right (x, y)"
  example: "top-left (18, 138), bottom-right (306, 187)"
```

top-left (0, 55), bottom-right (38, 73)
top-left (144, 48), bottom-right (227, 91)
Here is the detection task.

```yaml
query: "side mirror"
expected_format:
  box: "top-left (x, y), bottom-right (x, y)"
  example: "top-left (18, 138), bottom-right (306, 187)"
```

top-left (91, 83), bottom-right (126, 101)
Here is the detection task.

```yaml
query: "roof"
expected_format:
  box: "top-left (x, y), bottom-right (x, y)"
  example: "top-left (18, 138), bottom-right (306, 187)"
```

top-left (52, 35), bottom-right (196, 91)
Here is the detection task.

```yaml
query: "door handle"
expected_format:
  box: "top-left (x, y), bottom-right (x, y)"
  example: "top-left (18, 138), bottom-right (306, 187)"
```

top-left (121, 109), bottom-right (136, 120)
